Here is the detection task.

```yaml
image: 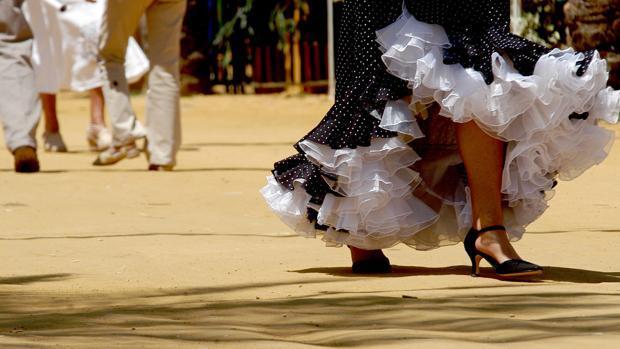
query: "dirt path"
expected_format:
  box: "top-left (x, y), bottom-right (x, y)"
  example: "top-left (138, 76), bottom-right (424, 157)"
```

top-left (1, 94), bottom-right (619, 348)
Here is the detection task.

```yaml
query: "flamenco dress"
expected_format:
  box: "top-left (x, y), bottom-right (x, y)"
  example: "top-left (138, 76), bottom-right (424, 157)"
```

top-left (261, 0), bottom-right (620, 251)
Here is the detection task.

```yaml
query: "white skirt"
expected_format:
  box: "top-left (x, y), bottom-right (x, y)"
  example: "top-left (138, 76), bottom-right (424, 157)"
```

top-left (261, 8), bottom-right (620, 251)
top-left (22, 0), bottom-right (149, 93)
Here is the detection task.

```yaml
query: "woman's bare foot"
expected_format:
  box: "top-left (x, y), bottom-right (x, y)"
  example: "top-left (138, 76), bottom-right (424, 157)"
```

top-left (474, 229), bottom-right (521, 264)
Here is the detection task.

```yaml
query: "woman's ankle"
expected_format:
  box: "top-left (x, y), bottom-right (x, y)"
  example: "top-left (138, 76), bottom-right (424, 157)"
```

top-left (348, 246), bottom-right (386, 263)
top-left (475, 230), bottom-right (521, 262)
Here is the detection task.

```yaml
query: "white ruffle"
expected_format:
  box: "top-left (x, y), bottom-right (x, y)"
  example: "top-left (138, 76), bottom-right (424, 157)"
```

top-left (503, 119), bottom-right (615, 203)
top-left (299, 137), bottom-right (438, 241)
top-left (260, 176), bottom-right (316, 235)
top-left (262, 101), bottom-right (474, 250)
top-left (377, 99), bottom-right (426, 138)
top-left (377, 8), bottom-right (620, 142)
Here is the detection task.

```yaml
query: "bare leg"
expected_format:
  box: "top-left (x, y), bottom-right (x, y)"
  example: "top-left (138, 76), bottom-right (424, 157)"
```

top-left (40, 93), bottom-right (67, 152)
top-left (89, 88), bottom-right (105, 126)
top-left (455, 121), bottom-right (520, 263)
top-left (86, 88), bottom-right (113, 152)
top-left (41, 93), bottom-right (59, 133)
top-left (346, 95), bottom-right (410, 271)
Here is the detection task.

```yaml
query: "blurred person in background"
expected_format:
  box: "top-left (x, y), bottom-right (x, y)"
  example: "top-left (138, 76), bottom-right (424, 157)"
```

top-left (0, 0), bottom-right (41, 173)
top-left (95, 0), bottom-right (187, 170)
top-left (23, 0), bottom-right (149, 153)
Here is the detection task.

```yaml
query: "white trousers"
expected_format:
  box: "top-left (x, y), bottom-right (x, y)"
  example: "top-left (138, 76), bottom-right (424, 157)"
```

top-left (99, 0), bottom-right (186, 166)
top-left (0, 1), bottom-right (40, 152)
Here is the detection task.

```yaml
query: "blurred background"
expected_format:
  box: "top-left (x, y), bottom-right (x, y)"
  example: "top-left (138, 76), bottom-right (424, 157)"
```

top-left (178, 0), bottom-right (620, 96)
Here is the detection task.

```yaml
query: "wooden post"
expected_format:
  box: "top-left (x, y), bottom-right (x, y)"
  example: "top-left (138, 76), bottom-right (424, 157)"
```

top-left (284, 32), bottom-right (292, 84)
top-left (265, 47), bottom-right (273, 82)
top-left (289, 2), bottom-right (303, 94)
top-left (303, 40), bottom-right (312, 82)
top-left (327, 0), bottom-right (335, 100)
top-left (253, 46), bottom-right (263, 83)
top-left (293, 0), bottom-right (302, 89)
top-left (312, 40), bottom-right (321, 81)
top-left (510, 0), bottom-right (522, 34)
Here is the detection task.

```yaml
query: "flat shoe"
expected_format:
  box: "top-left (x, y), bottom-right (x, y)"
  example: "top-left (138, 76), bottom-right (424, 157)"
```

top-left (93, 147), bottom-right (127, 166)
top-left (13, 146), bottom-right (40, 173)
top-left (352, 256), bottom-right (391, 274)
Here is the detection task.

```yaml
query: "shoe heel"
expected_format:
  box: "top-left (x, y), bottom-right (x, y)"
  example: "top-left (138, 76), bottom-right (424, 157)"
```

top-left (470, 254), bottom-right (482, 277)
top-left (464, 225), bottom-right (543, 278)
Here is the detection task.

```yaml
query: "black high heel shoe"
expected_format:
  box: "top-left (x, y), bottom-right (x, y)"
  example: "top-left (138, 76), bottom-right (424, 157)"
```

top-left (464, 225), bottom-right (543, 278)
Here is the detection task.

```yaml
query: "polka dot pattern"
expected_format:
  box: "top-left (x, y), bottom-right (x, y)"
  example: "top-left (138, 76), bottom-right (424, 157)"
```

top-left (300, 0), bottom-right (410, 149)
top-left (406, 0), bottom-right (595, 84)
top-left (272, 153), bottom-right (337, 206)
top-left (271, 0), bottom-right (408, 210)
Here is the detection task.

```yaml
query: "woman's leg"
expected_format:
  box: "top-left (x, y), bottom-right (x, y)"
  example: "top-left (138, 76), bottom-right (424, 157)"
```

top-left (89, 88), bottom-right (105, 126)
top-left (40, 93), bottom-right (67, 152)
top-left (41, 93), bottom-right (59, 133)
top-left (87, 88), bottom-right (113, 151)
top-left (455, 121), bottom-right (520, 263)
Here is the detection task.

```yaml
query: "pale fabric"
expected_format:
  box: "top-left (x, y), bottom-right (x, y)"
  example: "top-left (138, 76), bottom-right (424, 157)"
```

top-left (99, 0), bottom-right (186, 166)
top-left (22, 0), bottom-right (149, 93)
top-left (260, 7), bottom-right (620, 251)
top-left (0, 0), bottom-right (40, 151)
top-left (0, 0), bottom-right (31, 42)
top-left (261, 101), bottom-right (475, 250)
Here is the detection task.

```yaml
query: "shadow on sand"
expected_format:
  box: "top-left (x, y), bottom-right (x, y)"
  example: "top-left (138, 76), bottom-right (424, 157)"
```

top-left (0, 273), bottom-right (72, 285)
top-left (1, 270), bottom-right (620, 347)
top-left (293, 265), bottom-right (620, 283)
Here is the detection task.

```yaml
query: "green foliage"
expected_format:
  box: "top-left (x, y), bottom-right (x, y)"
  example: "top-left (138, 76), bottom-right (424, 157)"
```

top-left (213, 0), bottom-right (309, 52)
top-left (517, 0), bottom-right (567, 47)
top-left (212, 0), bottom-right (255, 68)
top-left (269, 0), bottom-right (310, 51)
top-left (213, 0), bottom-right (254, 46)
top-left (517, 11), bottom-right (561, 46)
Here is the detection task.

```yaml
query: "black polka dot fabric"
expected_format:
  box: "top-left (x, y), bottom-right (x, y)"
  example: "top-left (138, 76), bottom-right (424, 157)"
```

top-left (272, 154), bottom-right (337, 206)
top-left (271, 0), bottom-right (409, 210)
top-left (406, 0), bottom-right (594, 84)
top-left (300, 0), bottom-right (410, 149)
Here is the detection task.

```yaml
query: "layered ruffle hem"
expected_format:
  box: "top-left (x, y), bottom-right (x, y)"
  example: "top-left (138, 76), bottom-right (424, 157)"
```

top-left (261, 8), bottom-right (620, 251)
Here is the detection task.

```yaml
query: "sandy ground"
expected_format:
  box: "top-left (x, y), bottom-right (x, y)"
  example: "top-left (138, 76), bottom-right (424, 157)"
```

top-left (1, 94), bottom-right (620, 348)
